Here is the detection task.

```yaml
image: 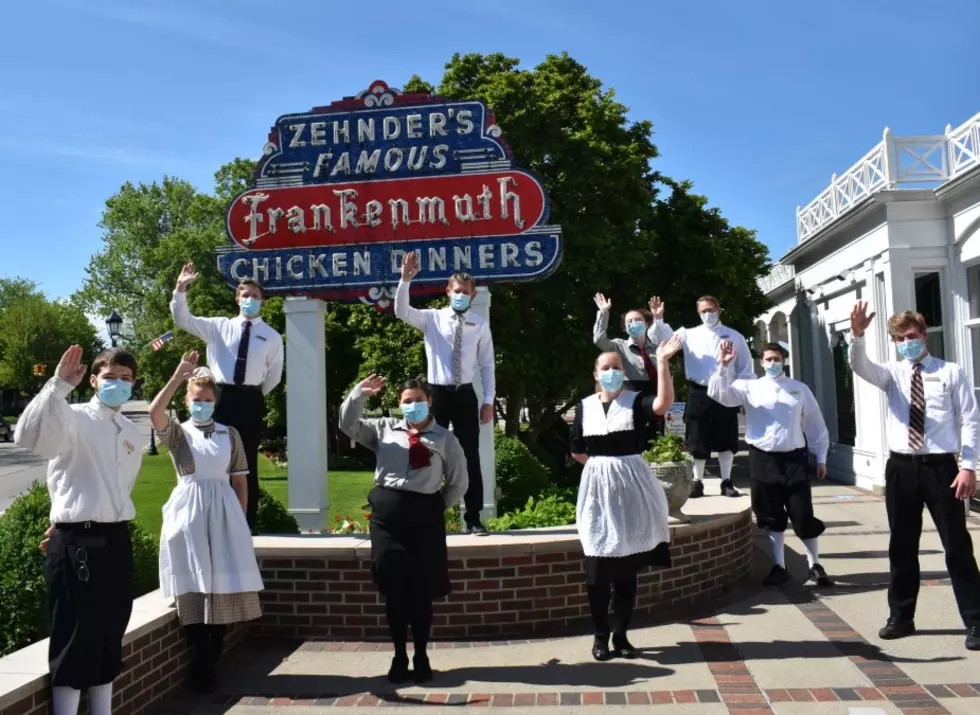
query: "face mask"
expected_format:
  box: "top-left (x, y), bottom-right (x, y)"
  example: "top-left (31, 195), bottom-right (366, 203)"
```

top-left (98, 379), bottom-right (132, 408)
top-left (599, 369), bottom-right (625, 392)
top-left (241, 297), bottom-right (262, 318)
top-left (626, 321), bottom-right (646, 338)
top-left (402, 401), bottom-right (430, 424)
top-left (700, 311), bottom-right (719, 327)
top-left (896, 338), bottom-right (925, 361)
top-left (450, 293), bottom-right (471, 312)
top-left (763, 362), bottom-right (784, 378)
top-left (189, 401), bottom-right (215, 423)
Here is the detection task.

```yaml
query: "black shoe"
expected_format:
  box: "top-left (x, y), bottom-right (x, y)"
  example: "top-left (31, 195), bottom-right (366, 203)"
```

top-left (690, 481), bottom-right (705, 499)
top-left (807, 564), bottom-right (833, 587)
top-left (591, 636), bottom-right (611, 662)
top-left (879, 617), bottom-right (915, 640)
top-left (721, 480), bottom-right (741, 497)
top-left (412, 654), bottom-right (434, 683)
top-left (466, 522), bottom-right (488, 536)
top-left (612, 634), bottom-right (637, 659)
top-left (965, 626), bottom-right (980, 651)
top-left (762, 565), bottom-right (789, 586)
top-left (388, 655), bottom-right (410, 683)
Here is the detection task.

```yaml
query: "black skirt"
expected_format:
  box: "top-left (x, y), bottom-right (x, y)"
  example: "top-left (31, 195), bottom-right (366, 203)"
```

top-left (45, 521), bottom-right (134, 688)
top-left (584, 543), bottom-right (672, 586)
top-left (684, 382), bottom-right (740, 458)
top-left (368, 486), bottom-right (450, 600)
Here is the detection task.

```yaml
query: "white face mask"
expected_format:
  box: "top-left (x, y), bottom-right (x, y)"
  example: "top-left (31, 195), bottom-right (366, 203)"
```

top-left (700, 311), bottom-right (719, 327)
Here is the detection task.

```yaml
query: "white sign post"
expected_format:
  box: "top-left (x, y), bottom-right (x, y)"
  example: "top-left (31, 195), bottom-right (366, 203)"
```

top-left (469, 285), bottom-right (497, 520)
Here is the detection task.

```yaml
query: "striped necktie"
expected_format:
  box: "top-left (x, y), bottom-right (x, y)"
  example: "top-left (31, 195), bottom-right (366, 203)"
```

top-left (908, 362), bottom-right (925, 451)
top-left (452, 313), bottom-right (464, 386)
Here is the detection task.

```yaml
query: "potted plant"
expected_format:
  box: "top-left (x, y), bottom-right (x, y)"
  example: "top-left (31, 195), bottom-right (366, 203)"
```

top-left (643, 434), bottom-right (693, 525)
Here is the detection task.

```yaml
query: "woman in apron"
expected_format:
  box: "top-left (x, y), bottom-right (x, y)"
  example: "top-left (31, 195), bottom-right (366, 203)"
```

top-left (149, 352), bottom-right (264, 692)
top-left (570, 335), bottom-right (682, 661)
top-left (339, 374), bottom-right (468, 684)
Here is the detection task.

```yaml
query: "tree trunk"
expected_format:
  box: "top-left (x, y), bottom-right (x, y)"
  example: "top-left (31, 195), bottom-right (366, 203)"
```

top-left (502, 382), bottom-right (525, 437)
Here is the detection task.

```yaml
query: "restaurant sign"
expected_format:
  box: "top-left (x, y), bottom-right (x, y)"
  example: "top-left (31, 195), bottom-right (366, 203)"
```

top-left (217, 81), bottom-right (563, 307)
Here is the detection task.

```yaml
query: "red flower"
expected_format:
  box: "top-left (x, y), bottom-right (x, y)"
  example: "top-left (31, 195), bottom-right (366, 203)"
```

top-left (364, 513), bottom-right (372, 520)
top-left (334, 515), bottom-right (342, 522)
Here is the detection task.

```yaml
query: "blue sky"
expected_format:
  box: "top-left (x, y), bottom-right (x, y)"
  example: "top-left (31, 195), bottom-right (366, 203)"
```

top-left (2, 0), bottom-right (978, 301)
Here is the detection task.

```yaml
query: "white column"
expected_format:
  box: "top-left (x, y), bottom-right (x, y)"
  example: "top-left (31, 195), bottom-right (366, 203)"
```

top-left (283, 297), bottom-right (329, 532)
top-left (468, 286), bottom-right (498, 519)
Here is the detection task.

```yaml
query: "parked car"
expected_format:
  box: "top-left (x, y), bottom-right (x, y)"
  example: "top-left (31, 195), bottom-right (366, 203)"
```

top-left (0, 419), bottom-right (12, 442)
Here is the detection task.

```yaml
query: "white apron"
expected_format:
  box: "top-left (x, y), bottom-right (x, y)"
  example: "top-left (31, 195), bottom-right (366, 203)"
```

top-left (159, 422), bottom-right (264, 597)
top-left (576, 392), bottom-right (671, 558)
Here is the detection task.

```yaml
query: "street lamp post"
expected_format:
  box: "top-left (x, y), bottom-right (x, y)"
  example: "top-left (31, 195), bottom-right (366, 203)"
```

top-left (105, 309), bottom-right (157, 456)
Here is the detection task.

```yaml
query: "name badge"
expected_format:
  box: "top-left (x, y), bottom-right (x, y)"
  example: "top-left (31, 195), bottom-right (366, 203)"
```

top-left (216, 429), bottom-right (228, 435)
top-left (123, 440), bottom-right (135, 454)
top-left (256, 335), bottom-right (268, 342)
top-left (923, 376), bottom-right (940, 382)
top-left (720, 335), bottom-right (731, 340)
top-left (465, 320), bottom-right (477, 326)
top-left (790, 390), bottom-right (801, 396)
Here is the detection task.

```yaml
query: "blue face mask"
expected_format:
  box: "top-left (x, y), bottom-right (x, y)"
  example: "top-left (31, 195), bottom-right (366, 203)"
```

top-left (897, 338), bottom-right (925, 361)
top-left (189, 401), bottom-right (215, 422)
top-left (98, 379), bottom-right (132, 408)
top-left (763, 362), bottom-right (784, 378)
top-left (402, 401), bottom-right (430, 424)
top-left (626, 321), bottom-right (646, 338)
top-left (241, 297), bottom-right (262, 318)
top-left (450, 293), bottom-right (471, 312)
top-left (599, 369), bottom-right (625, 392)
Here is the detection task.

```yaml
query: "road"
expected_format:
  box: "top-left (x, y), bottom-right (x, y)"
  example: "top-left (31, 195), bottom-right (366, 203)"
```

top-left (0, 400), bottom-right (152, 514)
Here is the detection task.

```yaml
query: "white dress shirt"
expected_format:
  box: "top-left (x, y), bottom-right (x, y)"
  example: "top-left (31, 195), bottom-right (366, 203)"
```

top-left (849, 336), bottom-right (980, 469)
top-left (708, 365), bottom-right (830, 463)
top-left (13, 377), bottom-right (142, 523)
top-left (659, 322), bottom-right (755, 385)
top-left (393, 280), bottom-right (495, 405)
top-left (170, 291), bottom-right (284, 395)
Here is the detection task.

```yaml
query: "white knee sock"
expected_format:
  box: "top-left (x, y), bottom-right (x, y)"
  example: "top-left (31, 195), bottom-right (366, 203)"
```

top-left (693, 459), bottom-right (706, 482)
top-left (718, 451), bottom-right (734, 482)
top-left (803, 537), bottom-right (820, 569)
top-left (88, 683), bottom-right (113, 715)
top-left (52, 687), bottom-right (81, 715)
top-left (769, 531), bottom-right (786, 568)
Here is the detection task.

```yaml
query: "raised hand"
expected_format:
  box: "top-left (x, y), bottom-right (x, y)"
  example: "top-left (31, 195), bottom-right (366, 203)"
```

top-left (719, 341), bottom-right (736, 366)
top-left (648, 296), bottom-right (665, 319)
top-left (658, 334), bottom-right (683, 361)
top-left (172, 351), bottom-right (199, 382)
top-left (358, 374), bottom-right (387, 396)
top-left (176, 263), bottom-right (198, 292)
top-left (55, 345), bottom-right (87, 387)
top-left (850, 301), bottom-right (875, 338)
top-left (594, 293), bottom-right (612, 312)
top-left (401, 252), bottom-right (420, 281)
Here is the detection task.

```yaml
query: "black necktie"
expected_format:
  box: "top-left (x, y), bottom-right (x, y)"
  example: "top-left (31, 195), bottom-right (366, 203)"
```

top-left (234, 321), bottom-right (251, 385)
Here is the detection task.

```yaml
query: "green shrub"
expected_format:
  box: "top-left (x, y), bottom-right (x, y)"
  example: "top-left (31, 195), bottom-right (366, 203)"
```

top-left (488, 491), bottom-right (577, 532)
top-left (494, 429), bottom-right (550, 513)
top-left (643, 434), bottom-right (690, 463)
top-left (255, 488), bottom-right (300, 534)
top-left (0, 483), bottom-right (160, 658)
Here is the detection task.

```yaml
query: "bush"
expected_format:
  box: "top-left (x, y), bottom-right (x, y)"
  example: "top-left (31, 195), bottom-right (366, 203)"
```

top-left (255, 488), bottom-right (300, 534)
top-left (488, 490), bottom-right (577, 532)
top-left (642, 434), bottom-right (690, 463)
top-left (494, 429), bottom-right (550, 513)
top-left (0, 483), bottom-right (160, 658)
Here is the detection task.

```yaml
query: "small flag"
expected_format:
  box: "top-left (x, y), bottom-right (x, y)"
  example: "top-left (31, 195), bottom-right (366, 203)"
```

top-left (151, 331), bottom-right (174, 351)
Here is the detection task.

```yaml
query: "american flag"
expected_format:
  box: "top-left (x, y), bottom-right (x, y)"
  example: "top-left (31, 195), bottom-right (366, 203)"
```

top-left (151, 331), bottom-right (174, 351)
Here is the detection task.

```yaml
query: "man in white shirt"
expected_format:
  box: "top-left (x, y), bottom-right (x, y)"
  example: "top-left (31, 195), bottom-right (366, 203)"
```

top-left (710, 342), bottom-right (832, 588)
top-left (14, 345), bottom-right (142, 715)
top-left (171, 263), bottom-right (284, 531)
top-left (849, 302), bottom-right (980, 650)
top-left (660, 295), bottom-right (754, 498)
top-left (394, 252), bottom-right (494, 534)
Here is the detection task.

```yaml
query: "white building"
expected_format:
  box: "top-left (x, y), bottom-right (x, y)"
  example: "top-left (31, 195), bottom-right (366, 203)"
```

top-left (755, 112), bottom-right (980, 494)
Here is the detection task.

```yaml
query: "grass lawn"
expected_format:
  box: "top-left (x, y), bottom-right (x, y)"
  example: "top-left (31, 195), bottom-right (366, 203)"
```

top-left (132, 447), bottom-right (375, 537)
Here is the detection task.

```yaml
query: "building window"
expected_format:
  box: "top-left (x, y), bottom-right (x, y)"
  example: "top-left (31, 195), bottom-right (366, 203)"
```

top-left (833, 331), bottom-right (856, 447)
top-left (967, 265), bottom-right (980, 403)
top-left (914, 272), bottom-right (945, 359)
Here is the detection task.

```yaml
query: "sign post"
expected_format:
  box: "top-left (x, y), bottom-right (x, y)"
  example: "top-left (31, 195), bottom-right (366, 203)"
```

top-left (219, 81), bottom-right (562, 530)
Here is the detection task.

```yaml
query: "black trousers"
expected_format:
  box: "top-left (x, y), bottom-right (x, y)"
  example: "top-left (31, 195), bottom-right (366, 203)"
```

top-left (749, 447), bottom-right (825, 539)
top-left (45, 522), bottom-right (133, 689)
top-left (587, 575), bottom-right (638, 639)
top-left (684, 382), bottom-right (739, 459)
top-left (430, 383), bottom-right (484, 527)
top-left (214, 383), bottom-right (265, 530)
top-left (885, 453), bottom-right (980, 627)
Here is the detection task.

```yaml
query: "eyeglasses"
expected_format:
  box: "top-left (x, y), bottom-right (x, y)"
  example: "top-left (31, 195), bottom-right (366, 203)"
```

top-left (75, 547), bottom-right (89, 583)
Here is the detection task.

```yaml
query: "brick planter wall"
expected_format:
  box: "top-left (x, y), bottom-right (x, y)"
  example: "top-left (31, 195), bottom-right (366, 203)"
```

top-left (251, 508), bottom-right (753, 641)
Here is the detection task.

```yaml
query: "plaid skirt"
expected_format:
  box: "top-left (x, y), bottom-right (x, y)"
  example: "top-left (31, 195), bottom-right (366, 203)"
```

top-left (176, 591), bottom-right (262, 625)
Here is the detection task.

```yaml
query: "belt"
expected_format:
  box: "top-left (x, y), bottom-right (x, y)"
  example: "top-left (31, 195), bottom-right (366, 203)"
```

top-left (54, 521), bottom-right (130, 532)
top-left (218, 383), bottom-right (262, 392)
top-left (889, 451), bottom-right (956, 464)
top-left (430, 383), bottom-right (473, 392)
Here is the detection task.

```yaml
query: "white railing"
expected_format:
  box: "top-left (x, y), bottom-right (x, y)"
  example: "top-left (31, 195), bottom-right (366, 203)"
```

top-left (796, 112), bottom-right (980, 243)
top-left (758, 262), bottom-right (795, 294)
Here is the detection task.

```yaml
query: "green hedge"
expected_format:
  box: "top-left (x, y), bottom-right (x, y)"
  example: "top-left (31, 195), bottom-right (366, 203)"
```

top-left (255, 488), bottom-right (300, 534)
top-left (494, 429), bottom-right (550, 513)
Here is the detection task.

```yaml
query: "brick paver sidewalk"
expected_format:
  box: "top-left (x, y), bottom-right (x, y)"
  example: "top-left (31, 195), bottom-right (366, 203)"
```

top-left (152, 480), bottom-right (980, 715)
